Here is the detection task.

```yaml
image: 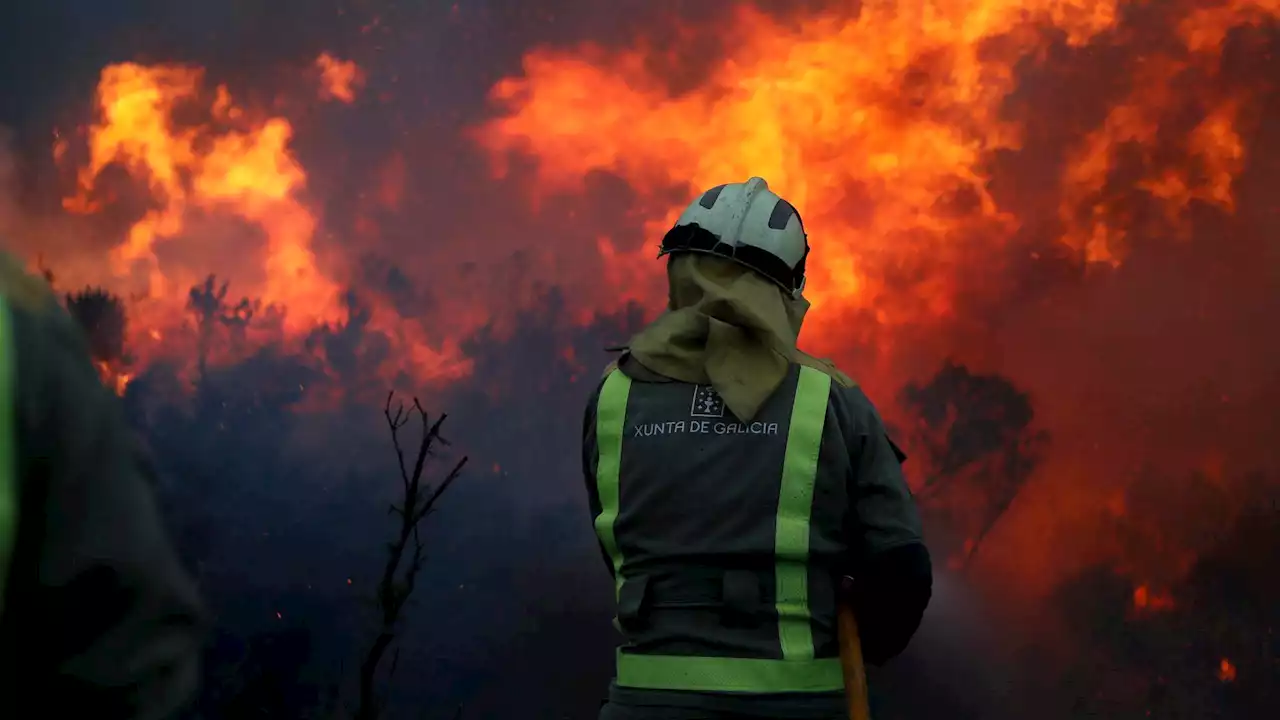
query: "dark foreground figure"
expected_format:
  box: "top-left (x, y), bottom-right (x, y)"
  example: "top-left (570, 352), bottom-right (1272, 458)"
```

top-left (0, 253), bottom-right (206, 719)
top-left (582, 178), bottom-right (933, 719)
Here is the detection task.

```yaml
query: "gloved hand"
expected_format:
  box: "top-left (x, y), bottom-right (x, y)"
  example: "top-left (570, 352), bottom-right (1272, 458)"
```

top-left (839, 543), bottom-right (933, 666)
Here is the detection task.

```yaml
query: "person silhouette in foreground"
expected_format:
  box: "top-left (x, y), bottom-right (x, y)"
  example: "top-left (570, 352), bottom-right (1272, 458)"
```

top-left (582, 178), bottom-right (933, 719)
top-left (0, 252), bottom-right (206, 719)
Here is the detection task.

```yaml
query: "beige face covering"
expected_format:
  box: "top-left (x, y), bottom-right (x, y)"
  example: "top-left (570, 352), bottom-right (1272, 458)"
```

top-left (626, 253), bottom-right (852, 422)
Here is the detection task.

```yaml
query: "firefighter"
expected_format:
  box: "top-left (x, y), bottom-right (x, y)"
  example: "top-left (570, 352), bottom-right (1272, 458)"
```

top-left (0, 252), bottom-right (206, 719)
top-left (582, 178), bottom-right (933, 719)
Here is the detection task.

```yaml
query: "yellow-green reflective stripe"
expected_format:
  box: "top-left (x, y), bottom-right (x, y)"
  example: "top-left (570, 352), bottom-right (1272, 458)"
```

top-left (775, 366), bottom-right (831, 661)
top-left (605, 368), bottom-right (837, 693)
top-left (616, 651), bottom-right (844, 693)
top-left (0, 297), bottom-right (15, 614)
top-left (593, 370), bottom-right (632, 599)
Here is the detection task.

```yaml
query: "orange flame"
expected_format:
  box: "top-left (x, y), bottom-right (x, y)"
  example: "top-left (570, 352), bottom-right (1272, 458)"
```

top-left (1132, 584), bottom-right (1175, 613)
top-left (474, 1), bottom-right (1278, 356)
top-left (49, 59), bottom-right (468, 385)
top-left (64, 62), bottom-right (342, 335)
top-left (471, 0), bottom-right (1280, 601)
top-left (315, 52), bottom-right (364, 104)
top-left (94, 360), bottom-right (133, 397)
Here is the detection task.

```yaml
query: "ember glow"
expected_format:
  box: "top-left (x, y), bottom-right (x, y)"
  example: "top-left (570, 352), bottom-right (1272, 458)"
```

top-left (315, 52), bottom-right (364, 104)
top-left (1218, 657), bottom-right (1237, 683)
top-left (1131, 584), bottom-right (1175, 613)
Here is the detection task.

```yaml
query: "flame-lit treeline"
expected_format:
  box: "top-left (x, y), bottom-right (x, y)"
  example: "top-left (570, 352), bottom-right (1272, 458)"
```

top-left (63, 61), bottom-right (340, 330)
top-left (47, 53), bottom-right (468, 389)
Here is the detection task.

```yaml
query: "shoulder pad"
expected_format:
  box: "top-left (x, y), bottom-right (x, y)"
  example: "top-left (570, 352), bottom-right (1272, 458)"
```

top-left (798, 353), bottom-right (856, 388)
top-left (826, 364), bottom-right (856, 388)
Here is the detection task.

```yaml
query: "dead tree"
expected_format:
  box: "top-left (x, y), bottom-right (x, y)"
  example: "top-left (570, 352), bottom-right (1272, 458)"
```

top-left (354, 391), bottom-right (468, 720)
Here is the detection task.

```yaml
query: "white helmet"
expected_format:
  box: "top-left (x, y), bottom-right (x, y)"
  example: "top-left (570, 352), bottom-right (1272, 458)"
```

top-left (658, 177), bottom-right (809, 297)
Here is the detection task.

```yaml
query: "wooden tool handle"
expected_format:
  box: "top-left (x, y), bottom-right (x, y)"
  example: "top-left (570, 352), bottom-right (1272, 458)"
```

top-left (837, 599), bottom-right (872, 720)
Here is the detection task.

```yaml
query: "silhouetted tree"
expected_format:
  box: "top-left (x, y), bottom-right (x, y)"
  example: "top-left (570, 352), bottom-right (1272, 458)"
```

top-left (187, 274), bottom-right (257, 382)
top-left (354, 392), bottom-right (468, 720)
top-left (898, 361), bottom-right (1050, 566)
top-left (304, 290), bottom-right (398, 405)
top-left (65, 286), bottom-right (127, 365)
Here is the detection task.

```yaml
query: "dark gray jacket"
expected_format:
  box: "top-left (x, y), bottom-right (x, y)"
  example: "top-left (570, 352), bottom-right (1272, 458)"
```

top-left (582, 353), bottom-right (932, 717)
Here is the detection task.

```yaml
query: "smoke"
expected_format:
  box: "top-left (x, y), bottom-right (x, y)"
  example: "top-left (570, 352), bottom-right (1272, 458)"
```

top-left (0, 1), bottom-right (1278, 718)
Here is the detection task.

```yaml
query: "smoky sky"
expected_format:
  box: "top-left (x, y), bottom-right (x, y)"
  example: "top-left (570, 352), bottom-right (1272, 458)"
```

top-left (0, 0), bottom-right (777, 139)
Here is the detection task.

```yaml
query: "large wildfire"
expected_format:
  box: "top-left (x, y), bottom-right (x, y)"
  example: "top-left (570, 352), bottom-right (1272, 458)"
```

top-left (4, 0), bottom-right (1279, 715)
top-left (38, 51), bottom-right (466, 396)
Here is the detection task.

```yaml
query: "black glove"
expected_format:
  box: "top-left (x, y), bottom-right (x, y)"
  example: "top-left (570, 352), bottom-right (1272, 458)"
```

top-left (843, 542), bottom-right (933, 666)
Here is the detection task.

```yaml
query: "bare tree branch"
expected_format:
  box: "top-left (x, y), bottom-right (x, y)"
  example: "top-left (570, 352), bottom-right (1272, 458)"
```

top-left (355, 393), bottom-right (469, 720)
top-left (384, 391), bottom-right (412, 496)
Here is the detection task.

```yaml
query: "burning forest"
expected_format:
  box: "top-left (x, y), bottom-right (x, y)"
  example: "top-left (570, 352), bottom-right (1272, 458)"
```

top-left (0, 0), bottom-right (1277, 718)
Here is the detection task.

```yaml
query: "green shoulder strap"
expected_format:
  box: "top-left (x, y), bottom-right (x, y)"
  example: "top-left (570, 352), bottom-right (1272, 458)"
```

top-left (593, 368), bottom-right (632, 600)
top-left (0, 295), bottom-right (16, 615)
